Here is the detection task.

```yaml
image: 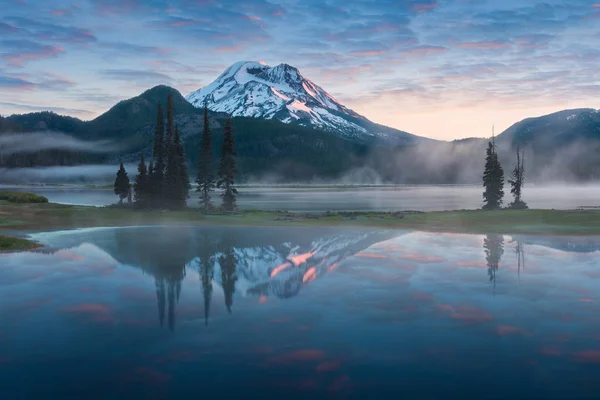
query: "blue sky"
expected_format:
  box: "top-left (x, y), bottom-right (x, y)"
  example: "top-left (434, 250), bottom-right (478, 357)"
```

top-left (1, 0), bottom-right (599, 140)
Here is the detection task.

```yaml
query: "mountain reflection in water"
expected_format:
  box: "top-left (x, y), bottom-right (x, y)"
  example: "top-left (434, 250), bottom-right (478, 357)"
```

top-left (1, 227), bottom-right (600, 399)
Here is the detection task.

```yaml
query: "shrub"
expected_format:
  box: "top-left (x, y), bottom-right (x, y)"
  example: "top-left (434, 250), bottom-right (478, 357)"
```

top-left (0, 191), bottom-right (49, 203)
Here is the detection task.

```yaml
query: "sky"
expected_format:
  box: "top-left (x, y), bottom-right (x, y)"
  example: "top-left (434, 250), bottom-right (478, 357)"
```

top-left (0, 0), bottom-right (599, 140)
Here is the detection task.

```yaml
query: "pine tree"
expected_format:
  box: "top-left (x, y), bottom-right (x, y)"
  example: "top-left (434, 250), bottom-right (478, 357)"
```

top-left (152, 103), bottom-right (165, 206)
top-left (134, 154), bottom-right (149, 208)
top-left (147, 160), bottom-right (154, 207)
top-left (196, 106), bottom-right (215, 212)
top-left (166, 93), bottom-right (174, 143)
top-left (174, 125), bottom-right (190, 208)
top-left (164, 124), bottom-right (178, 209)
top-left (217, 117), bottom-right (238, 211)
top-left (508, 148), bottom-right (527, 209)
top-left (114, 162), bottom-right (130, 204)
top-left (482, 134), bottom-right (504, 210)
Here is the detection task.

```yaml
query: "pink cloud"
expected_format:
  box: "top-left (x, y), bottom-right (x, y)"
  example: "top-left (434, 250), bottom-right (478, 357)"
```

top-left (350, 50), bottom-right (385, 57)
top-left (412, 1), bottom-right (440, 13)
top-left (4, 45), bottom-right (65, 67)
top-left (459, 41), bottom-right (512, 50)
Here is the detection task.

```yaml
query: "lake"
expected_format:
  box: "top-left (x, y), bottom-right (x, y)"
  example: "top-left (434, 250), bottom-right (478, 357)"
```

top-left (3, 184), bottom-right (600, 211)
top-left (1, 226), bottom-right (600, 398)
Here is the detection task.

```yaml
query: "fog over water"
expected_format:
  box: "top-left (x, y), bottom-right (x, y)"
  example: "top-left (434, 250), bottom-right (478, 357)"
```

top-left (3, 184), bottom-right (600, 211)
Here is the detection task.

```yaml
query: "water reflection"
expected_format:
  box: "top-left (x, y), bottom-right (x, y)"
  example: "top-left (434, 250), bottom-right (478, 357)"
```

top-left (3, 228), bottom-right (600, 398)
top-left (484, 234), bottom-right (504, 293)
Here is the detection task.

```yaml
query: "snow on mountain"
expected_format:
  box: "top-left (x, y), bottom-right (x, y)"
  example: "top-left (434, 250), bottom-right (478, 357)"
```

top-left (186, 61), bottom-right (421, 144)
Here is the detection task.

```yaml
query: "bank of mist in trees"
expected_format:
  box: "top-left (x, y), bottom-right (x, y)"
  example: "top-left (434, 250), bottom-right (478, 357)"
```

top-left (123, 93), bottom-right (190, 210)
top-left (482, 132), bottom-right (504, 210)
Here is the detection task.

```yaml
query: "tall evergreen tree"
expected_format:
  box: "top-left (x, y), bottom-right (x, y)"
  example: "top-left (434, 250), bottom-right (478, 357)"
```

top-left (166, 93), bottom-right (174, 143)
top-left (147, 160), bottom-right (154, 206)
top-left (174, 125), bottom-right (190, 208)
top-left (482, 134), bottom-right (504, 210)
top-left (134, 154), bottom-right (149, 208)
top-left (196, 106), bottom-right (215, 212)
top-left (164, 122), bottom-right (178, 209)
top-left (217, 117), bottom-right (238, 211)
top-left (152, 103), bottom-right (165, 205)
top-left (508, 148), bottom-right (527, 209)
top-left (113, 162), bottom-right (130, 204)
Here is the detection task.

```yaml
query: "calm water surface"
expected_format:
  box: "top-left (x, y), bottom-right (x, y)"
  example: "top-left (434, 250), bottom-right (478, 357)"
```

top-left (4, 184), bottom-right (600, 211)
top-left (1, 226), bottom-right (600, 399)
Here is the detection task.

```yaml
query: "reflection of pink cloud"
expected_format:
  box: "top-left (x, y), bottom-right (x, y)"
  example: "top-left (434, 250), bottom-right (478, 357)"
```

top-left (540, 347), bottom-right (561, 357)
top-left (437, 304), bottom-right (493, 325)
top-left (169, 351), bottom-right (195, 361)
top-left (579, 298), bottom-right (595, 303)
top-left (572, 350), bottom-right (600, 364)
top-left (398, 253), bottom-right (445, 263)
top-left (130, 367), bottom-right (171, 385)
top-left (328, 375), bottom-right (351, 392)
top-left (316, 361), bottom-right (340, 373)
top-left (55, 249), bottom-right (85, 262)
top-left (496, 325), bottom-right (530, 336)
top-left (63, 303), bottom-right (112, 323)
top-left (356, 252), bottom-right (387, 259)
top-left (259, 295), bottom-right (267, 304)
top-left (269, 349), bottom-right (324, 364)
top-left (119, 286), bottom-right (153, 301)
top-left (412, 291), bottom-right (435, 302)
top-left (455, 260), bottom-right (486, 268)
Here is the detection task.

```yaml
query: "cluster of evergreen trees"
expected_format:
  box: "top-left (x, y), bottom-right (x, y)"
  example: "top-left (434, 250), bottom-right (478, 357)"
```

top-left (482, 132), bottom-right (527, 210)
top-left (113, 98), bottom-right (238, 211)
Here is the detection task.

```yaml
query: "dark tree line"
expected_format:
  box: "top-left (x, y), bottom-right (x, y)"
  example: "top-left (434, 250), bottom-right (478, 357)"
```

top-left (114, 101), bottom-right (237, 211)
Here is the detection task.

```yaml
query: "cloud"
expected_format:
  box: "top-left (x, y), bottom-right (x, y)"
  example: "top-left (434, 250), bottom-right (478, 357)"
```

top-left (1, 40), bottom-right (65, 66)
top-left (100, 69), bottom-right (173, 84)
top-left (458, 41), bottom-right (512, 50)
top-left (0, 75), bottom-right (34, 90)
top-left (2, 16), bottom-right (96, 43)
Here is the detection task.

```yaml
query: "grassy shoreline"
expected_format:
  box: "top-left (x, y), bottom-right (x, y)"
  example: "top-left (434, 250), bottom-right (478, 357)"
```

top-left (2, 201), bottom-right (600, 251)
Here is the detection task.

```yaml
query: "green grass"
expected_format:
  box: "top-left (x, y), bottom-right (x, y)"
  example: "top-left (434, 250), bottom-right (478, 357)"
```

top-left (0, 234), bottom-right (39, 251)
top-left (0, 191), bottom-right (48, 204)
top-left (1, 203), bottom-right (599, 252)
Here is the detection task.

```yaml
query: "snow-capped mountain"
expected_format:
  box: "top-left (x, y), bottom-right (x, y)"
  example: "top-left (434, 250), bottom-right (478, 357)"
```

top-left (186, 61), bottom-right (422, 144)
